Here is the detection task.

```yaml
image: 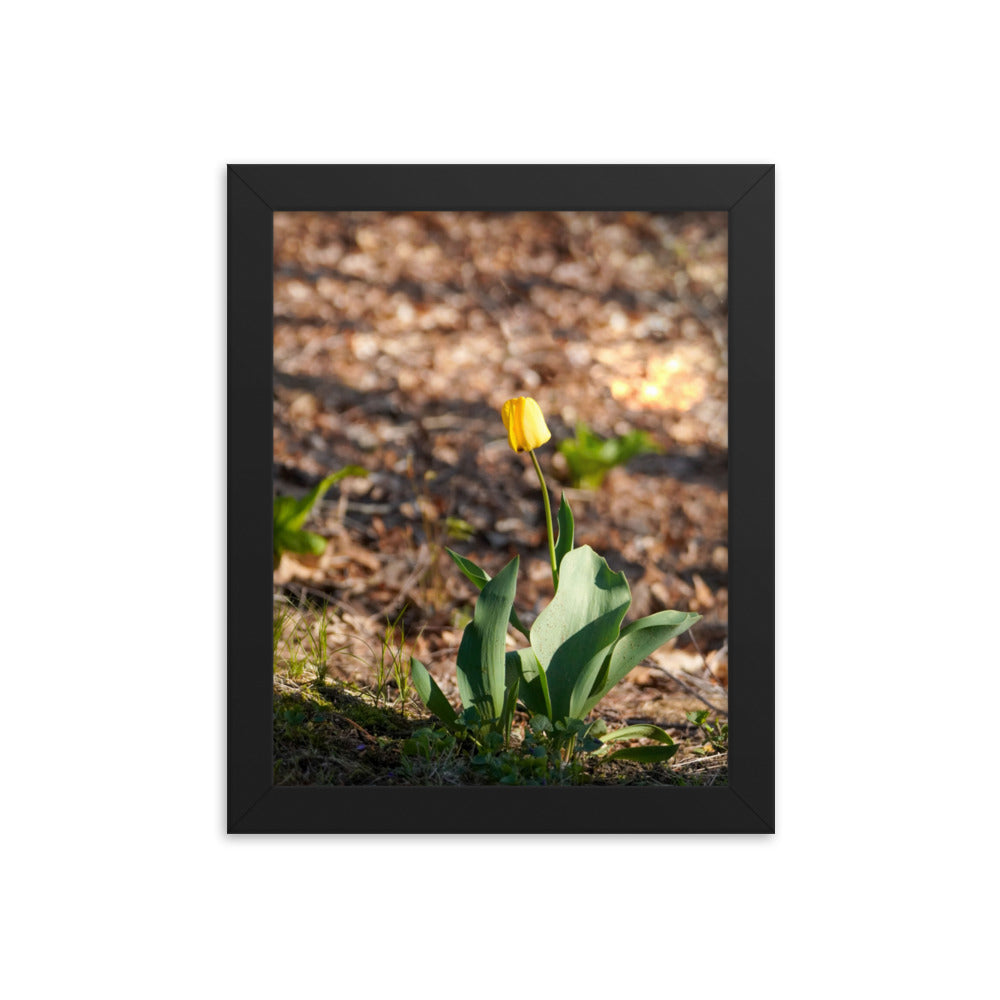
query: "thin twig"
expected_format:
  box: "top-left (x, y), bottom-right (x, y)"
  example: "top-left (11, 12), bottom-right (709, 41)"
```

top-left (649, 663), bottom-right (728, 716)
top-left (278, 581), bottom-right (370, 623)
top-left (426, 645), bottom-right (461, 662)
top-left (328, 711), bottom-right (378, 744)
top-left (674, 752), bottom-right (728, 769)
top-left (685, 626), bottom-right (712, 674)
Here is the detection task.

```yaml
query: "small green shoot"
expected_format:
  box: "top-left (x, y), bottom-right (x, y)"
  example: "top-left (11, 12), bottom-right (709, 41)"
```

top-left (686, 709), bottom-right (729, 755)
top-left (445, 516), bottom-right (476, 541)
top-left (273, 465), bottom-right (367, 568)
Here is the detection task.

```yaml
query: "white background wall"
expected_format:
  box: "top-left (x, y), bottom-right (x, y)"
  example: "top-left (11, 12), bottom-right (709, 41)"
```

top-left (3, 3), bottom-right (996, 998)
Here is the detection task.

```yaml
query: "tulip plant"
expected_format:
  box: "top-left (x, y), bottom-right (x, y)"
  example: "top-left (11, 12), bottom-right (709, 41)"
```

top-left (411, 396), bottom-right (701, 762)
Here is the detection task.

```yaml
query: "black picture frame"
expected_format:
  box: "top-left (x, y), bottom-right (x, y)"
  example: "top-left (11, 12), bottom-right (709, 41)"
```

top-left (229, 165), bottom-right (774, 833)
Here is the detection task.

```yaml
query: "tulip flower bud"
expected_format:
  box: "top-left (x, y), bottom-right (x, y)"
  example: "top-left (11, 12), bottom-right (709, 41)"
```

top-left (501, 396), bottom-right (552, 452)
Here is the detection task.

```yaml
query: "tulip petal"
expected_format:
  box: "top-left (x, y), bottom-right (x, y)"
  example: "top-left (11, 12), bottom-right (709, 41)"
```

top-left (500, 395), bottom-right (551, 453)
top-left (521, 397), bottom-right (551, 450)
top-left (501, 398), bottom-right (515, 434)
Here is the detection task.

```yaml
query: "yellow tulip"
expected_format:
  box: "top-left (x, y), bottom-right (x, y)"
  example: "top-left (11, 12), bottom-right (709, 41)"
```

top-left (501, 396), bottom-right (552, 453)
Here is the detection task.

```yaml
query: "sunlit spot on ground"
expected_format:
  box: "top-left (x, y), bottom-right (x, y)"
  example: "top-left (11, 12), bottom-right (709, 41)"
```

top-left (610, 356), bottom-right (708, 412)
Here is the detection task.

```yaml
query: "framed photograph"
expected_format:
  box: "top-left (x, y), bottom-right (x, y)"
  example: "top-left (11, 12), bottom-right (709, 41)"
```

top-left (229, 165), bottom-right (774, 833)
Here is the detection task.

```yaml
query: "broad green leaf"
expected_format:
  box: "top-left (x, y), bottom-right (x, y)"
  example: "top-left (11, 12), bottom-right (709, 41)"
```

top-left (599, 724), bottom-right (674, 745)
top-left (455, 555), bottom-right (519, 720)
top-left (504, 649), bottom-right (522, 689)
top-left (445, 548), bottom-right (530, 639)
top-left (603, 744), bottom-right (679, 764)
top-left (507, 647), bottom-right (551, 717)
top-left (529, 546), bottom-right (630, 722)
top-left (565, 631), bottom-right (620, 721)
top-left (554, 493), bottom-right (574, 571)
top-left (410, 657), bottom-right (458, 726)
top-left (274, 528), bottom-right (328, 556)
top-left (579, 609), bottom-right (701, 717)
top-left (273, 496), bottom-right (302, 529)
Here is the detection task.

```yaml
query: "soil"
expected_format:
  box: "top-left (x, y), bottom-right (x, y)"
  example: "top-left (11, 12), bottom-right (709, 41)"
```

top-left (271, 210), bottom-right (729, 783)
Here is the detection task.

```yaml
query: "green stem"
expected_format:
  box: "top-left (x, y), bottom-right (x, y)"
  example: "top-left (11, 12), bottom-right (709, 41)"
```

top-left (529, 448), bottom-right (558, 590)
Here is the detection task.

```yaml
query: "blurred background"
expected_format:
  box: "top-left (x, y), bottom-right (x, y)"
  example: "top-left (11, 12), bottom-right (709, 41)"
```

top-left (273, 210), bottom-right (729, 729)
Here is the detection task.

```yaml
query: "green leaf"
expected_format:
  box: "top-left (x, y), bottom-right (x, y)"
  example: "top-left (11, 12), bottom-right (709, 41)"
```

top-left (273, 495), bottom-right (303, 530)
top-left (458, 706), bottom-right (482, 728)
top-left (554, 493), bottom-right (574, 571)
top-left (603, 744), bottom-right (679, 764)
top-left (274, 528), bottom-right (328, 556)
top-left (507, 647), bottom-right (551, 717)
top-left (455, 555), bottom-right (519, 720)
top-left (273, 467), bottom-right (368, 560)
top-left (410, 657), bottom-right (458, 727)
top-left (579, 609), bottom-right (701, 717)
top-left (445, 548), bottom-right (530, 639)
top-left (557, 424), bottom-right (661, 489)
top-left (529, 714), bottom-right (553, 734)
top-left (274, 467), bottom-right (367, 533)
top-left (529, 546), bottom-right (631, 722)
top-left (599, 724), bottom-right (675, 745)
top-left (484, 732), bottom-right (504, 751)
top-left (500, 675), bottom-right (520, 742)
top-left (445, 547), bottom-right (490, 588)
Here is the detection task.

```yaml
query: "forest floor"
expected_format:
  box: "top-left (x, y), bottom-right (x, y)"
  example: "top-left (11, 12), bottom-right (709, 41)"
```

top-left (271, 210), bottom-right (730, 785)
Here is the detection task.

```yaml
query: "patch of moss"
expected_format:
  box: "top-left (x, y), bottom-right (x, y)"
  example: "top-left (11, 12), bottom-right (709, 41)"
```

top-left (326, 685), bottom-right (414, 738)
top-left (273, 684), bottom-right (414, 785)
